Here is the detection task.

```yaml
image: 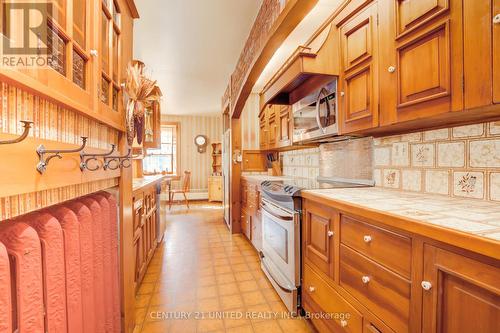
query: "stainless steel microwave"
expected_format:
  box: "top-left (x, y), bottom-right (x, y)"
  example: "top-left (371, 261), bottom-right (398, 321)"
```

top-left (292, 80), bottom-right (338, 143)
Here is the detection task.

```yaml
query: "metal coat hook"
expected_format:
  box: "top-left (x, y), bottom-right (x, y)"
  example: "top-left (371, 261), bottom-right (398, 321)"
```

top-left (0, 121), bottom-right (33, 145)
top-left (37, 137), bottom-right (88, 174)
top-left (80, 144), bottom-right (116, 171)
top-left (104, 148), bottom-right (131, 170)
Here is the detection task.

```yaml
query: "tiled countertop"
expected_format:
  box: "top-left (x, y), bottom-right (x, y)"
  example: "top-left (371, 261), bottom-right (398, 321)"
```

top-left (304, 187), bottom-right (500, 240)
top-left (241, 174), bottom-right (293, 184)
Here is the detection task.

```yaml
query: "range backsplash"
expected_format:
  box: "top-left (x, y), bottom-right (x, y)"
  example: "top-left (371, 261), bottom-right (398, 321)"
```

top-left (280, 121), bottom-right (500, 202)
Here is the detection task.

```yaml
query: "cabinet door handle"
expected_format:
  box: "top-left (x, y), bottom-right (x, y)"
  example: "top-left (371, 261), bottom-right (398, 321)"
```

top-left (340, 319), bottom-right (348, 328)
top-left (308, 286), bottom-right (316, 293)
top-left (361, 276), bottom-right (370, 284)
top-left (388, 66), bottom-right (396, 73)
top-left (421, 281), bottom-right (433, 291)
top-left (339, 91), bottom-right (345, 97)
top-left (363, 235), bottom-right (372, 243)
top-left (90, 49), bottom-right (98, 57)
top-left (327, 230), bottom-right (334, 237)
top-left (493, 14), bottom-right (500, 24)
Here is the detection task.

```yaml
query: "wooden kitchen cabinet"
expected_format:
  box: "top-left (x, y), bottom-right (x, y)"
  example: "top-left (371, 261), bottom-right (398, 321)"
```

top-left (259, 110), bottom-right (269, 150)
top-left (208, 176), bottom-right (223, 202)
top-left (462, 0), bottom-right (500, 108)
top-left (277, 106), bottom-right (292, 148)
top-left (301, 194), bottom-right (500, 333)
top-left (338, 2), bottom-right (379, 134)
top-left (133, 184), bottom-right (158, 292)
top-left (302, 200), bottom-right (337, 281)
top-left (378, 0), bottom-right (464, 125)
top-left (241, 178), bottom-right (263, 250)
top-left (422, 245), bottom-right (500, 333)
top-left (0, 0), bottom-right (137, 130)
top-left (241, 208), bottom-right (252, 241)
top-left (268, 105), bottom-right (278, 148)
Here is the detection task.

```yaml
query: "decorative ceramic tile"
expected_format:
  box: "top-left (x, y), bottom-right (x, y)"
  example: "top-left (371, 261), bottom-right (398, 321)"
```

top-left (437, 142), bottom-right (465, 167)
top-left (489, 121), bottom-right (500, 136)
top-left (429, 218), bottom-right (497, 233)
top-left (374, 147), bottom-right (391, 166)
top-left (490, 173), bottom-right (500, 201)
top-left (425, 170), bottom-right (449, 195)
top-left (402, 170), bottom-right (422, 192)
top-left (381, 136), bottom-right (401, 145)
top-left (453, 172), bottom-right (484, 199)
top-left (391, 142), bottom-right (409, 166)
top-left (383, 169), bottom-right (400, 189)
top-left (452, 124), bottom-right (485, 138)
top-left (411, 144), bottom-right (435, 167)
top-left (470, 139), bottom-right (500, 167)
top-left (423, 128), bottom-right (449, 141)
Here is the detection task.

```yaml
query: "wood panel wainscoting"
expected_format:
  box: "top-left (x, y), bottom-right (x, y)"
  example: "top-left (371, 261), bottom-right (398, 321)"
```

top-left (301, 192), bottom-right (500, 333)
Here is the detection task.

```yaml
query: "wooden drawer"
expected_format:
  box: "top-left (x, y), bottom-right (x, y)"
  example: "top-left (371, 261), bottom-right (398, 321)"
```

top-left (303, 264), bottom-right (363, 333)
top-left (340, 245), bottom-right (410, 333)
top-left (340, 215), bottom-right (411, 278)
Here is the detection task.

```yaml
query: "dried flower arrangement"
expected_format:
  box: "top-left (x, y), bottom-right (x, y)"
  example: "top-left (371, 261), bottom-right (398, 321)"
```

top-left (123, 60), bottom-right (162, 145)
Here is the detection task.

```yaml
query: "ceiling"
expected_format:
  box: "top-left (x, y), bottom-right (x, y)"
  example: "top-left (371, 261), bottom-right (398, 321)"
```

top-left (133, 0), bottom-right (262, 116)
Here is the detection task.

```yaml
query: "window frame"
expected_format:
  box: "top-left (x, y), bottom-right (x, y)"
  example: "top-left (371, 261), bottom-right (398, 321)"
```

top-left (143, 122), bottom-right (181, 176)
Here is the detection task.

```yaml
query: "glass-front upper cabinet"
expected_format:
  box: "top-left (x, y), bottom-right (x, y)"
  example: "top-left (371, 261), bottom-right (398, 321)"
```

top-left (100, 0), bottom-right (121, 113)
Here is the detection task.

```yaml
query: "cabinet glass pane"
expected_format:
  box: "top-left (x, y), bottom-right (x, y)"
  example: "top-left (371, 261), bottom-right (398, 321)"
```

top-left (101, 76), bottom-right (110, 104)
top-left (101, 12), bottom-right (109, 74)
top-left (72, 49), bottom-right (85, 89)
top-left (73, 0), bottom-right (85, 47)
top-left (112, 0), bottom-right (120, 25)
top-left (112, 85), bottom-right (119, 111)
top-left (112, 29), bottom-right (119, 82)
top-left (47, 26), bottom-right (66, 76)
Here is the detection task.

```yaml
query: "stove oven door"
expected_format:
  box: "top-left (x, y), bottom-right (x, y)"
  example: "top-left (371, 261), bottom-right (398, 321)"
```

top-left (260, 198), bottom-right (300, 312)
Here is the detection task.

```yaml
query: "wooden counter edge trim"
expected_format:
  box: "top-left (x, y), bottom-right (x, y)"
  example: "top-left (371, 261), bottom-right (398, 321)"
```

top-left (132, 176), bottom-right (171, 194)
top-left (301, 191), bottom-right (500, 261)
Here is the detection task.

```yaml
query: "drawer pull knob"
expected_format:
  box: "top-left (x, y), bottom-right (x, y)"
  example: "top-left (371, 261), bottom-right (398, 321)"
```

top-left (421, 281), bottom-right (432, 291)
top-left (494, 14), bottom-right (500, 24)
top-left (363, 235), bottom-right (372, 243)
top-left (361, 276), bottom-right (371, 284)
top-left (308, 286), bottom-right (316, 293)
top-left (90, 49), bottom-right (98, 57)
top-left (388, 65), bottom-right (396, 73)
top-left (327, 230), bottom-right (334, 237)
top-left (340, 319), bottom-right (348, 327)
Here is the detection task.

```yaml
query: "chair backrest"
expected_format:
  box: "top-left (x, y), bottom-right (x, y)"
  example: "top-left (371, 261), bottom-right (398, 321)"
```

top-left (182, 171), bottom-right (191, 192)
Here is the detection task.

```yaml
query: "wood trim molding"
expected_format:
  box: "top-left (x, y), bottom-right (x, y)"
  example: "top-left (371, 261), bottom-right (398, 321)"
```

top-left (124, 0), bottom-right (139, 18)
top-left (228, 0), bottom-right (319, 119)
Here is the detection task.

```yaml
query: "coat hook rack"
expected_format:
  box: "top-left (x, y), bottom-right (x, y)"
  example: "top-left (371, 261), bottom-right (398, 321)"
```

top-left (80, 144), bottom-right (116, 171)
top-left (0, 121), bottom-right (33, 145)
top-left (36, 137), bottom-right (88, 174)
top-left (104, 148), bottom-right (132, 170)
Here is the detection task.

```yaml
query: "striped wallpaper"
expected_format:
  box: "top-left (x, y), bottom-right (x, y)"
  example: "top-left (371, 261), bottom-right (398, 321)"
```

top-left (161, 114), bottom-right (222, 192)
top-left (241, 93), bottom-right (260, 150)
top-left (0, 82), bottom-right (119, 149)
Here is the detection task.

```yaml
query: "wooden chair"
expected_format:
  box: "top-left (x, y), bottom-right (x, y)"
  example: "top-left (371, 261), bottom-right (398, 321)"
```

top-left (169, 171), bottom-right (191, 209)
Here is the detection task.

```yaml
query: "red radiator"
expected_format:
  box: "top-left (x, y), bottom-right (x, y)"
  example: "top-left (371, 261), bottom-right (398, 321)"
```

top-left (0, 191), bottom-right (120, 333)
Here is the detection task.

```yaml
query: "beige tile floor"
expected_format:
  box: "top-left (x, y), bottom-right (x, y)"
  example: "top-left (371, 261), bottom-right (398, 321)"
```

top-left (134, 202), bottom-right (315, 333)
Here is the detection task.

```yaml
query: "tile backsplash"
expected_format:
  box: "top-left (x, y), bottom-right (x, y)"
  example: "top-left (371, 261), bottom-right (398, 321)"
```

top-left (374, 121), bottom-right (500, 201)
top-left (280, 121), bottom-right (500, 202)
top-left (281, 148), bottom-right (320, 179)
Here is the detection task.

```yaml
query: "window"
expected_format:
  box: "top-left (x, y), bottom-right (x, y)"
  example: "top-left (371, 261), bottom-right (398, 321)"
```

top-left (143, 123), bottom-right (179, 174)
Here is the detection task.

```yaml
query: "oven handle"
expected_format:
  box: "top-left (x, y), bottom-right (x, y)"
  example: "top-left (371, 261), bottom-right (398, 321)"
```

top-left (260, 201), bottom-right (293, 221)
top-left (260, 252), bottom-right (294, 293)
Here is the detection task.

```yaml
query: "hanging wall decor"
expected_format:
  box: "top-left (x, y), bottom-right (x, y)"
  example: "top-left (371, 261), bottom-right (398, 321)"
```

top-left (123, 60), bottom-right (162, 145)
